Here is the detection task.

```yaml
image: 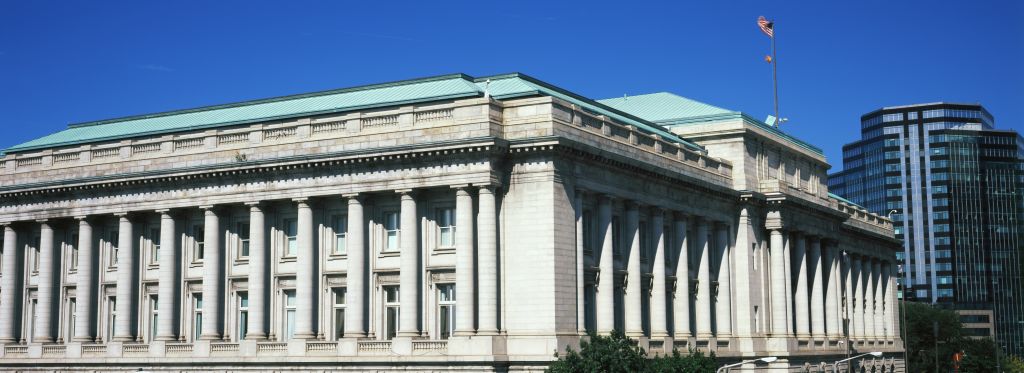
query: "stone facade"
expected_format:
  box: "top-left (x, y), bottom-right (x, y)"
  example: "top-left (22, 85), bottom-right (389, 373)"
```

top-left (0, 73), bottom-right (902, 372)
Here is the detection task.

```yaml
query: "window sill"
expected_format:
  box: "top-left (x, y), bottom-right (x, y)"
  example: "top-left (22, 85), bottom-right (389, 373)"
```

top-left (378, 250), bottom-right (400, 258)
top-left (234, 258), bottom-right (250, 265)
top-left (432, 247), bottom-right (455, 255)
top-left (146, 263), bottom-right (159, 270)
top-left (189, 261), bottom-right (204, 268)
top-left (328, 253), bottom-right (348, 260)
top-left (279, 256), bottom-right (297, 263)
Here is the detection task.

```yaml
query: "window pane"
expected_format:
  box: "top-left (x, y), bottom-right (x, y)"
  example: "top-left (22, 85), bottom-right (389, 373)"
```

top-left (334, 309), bottom-right (345, 339)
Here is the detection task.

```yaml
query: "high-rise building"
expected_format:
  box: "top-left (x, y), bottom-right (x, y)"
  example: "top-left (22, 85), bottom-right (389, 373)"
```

top-left (829, 102), bottom-right (1024, 354)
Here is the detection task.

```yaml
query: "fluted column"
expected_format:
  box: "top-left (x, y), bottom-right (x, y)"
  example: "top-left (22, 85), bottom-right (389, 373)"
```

top-left (714, 224), bottom-right (732, 337)
top-left (863, 258), bottom-right (876, 340)
top-left (769, 229), bottom-right (789, 336)
top-left (34, 221), bottom-right (56, 343)
top-left (0, 225), bottom-right (18, 343)
top-left (477, 186), bottom-right (499, 335)
top-left (672, 215), bottom-right (691, 339)
top-left (872, 260), bottom-right (884, 340)
top-left (624, 203), bottom-right (642, 338)
top-left (397, 191), bottom-right (420, 337)
top-left (454, 187), bottom-right (475, 336)
top-left (73, 218), bottom-right (95, 342)
top-left (792, 233), bottom-right (809, 339)
top-left (852, 256), bottom-right (864, 341)
top-left (246, 203), bottom-right (267, 340)
top-left (596, 196), bottom-right (615, 334)
top-left (885, 263), bottom-right (898, 342)
top-left (155, 211), bottom-right (178, 341)
top-left (809, 237), bottom-right (825, 341)
top-left (650, 209), bottom-right (668, 339)
top-left (824, 242), bottom-right (841, 341)
top-left (574, 190), bottom-right (586, 335)
top-left (695, 218), bottom-right (712, 339)
top-left (199, 207), bottom-right (222, 340)
top-left (112, 214), bottom-right (135, 342)
top-left (293, 199), bottom-right (316, 340)
top-left (344, 196), bottom-right (366, 338)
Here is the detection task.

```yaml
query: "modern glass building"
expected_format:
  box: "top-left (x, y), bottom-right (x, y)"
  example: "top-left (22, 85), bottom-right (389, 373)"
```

top-left (829, 102), bottom-right (1024, 355)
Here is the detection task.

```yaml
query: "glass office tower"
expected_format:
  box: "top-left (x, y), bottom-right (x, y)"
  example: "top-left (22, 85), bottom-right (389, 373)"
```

top-left (829, 102), bottom-right (1024, 355)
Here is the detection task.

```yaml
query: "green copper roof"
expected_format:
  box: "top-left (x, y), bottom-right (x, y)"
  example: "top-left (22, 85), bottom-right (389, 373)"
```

top-left (597, 92), bottom-right (733, 122)
top-left (5, 74), bottom-right (483, 153)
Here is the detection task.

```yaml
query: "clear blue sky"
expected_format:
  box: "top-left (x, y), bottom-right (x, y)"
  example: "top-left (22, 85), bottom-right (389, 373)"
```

top-left (2, 1), bottom-right (1021, 171)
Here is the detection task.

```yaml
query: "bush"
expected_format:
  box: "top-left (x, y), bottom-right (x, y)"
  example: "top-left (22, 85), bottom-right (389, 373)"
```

top-left (547, 331), bottom-right (717, 373)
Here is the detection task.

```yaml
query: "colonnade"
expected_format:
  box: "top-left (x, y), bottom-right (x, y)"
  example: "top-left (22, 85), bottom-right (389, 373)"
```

top-left (0, 186), bottom-right (500, 344)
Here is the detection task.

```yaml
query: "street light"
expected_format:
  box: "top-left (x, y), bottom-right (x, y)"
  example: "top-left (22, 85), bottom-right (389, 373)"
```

top-left (831, 351), bottom-right (883, 373)
top-left (716, 356), bottom-right (778, 373)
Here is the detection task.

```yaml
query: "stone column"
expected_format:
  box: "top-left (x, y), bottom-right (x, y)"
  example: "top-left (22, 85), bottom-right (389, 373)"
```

top-left (73, 218), bottom-right (95, 342)
top-left (34, 221), bottom-right (56, 343)
top-left (852, 256), bottom-right (864, 341)
top-left (650, 209), bottom-right (668, 339)
top-left (769, 229), bottom-right (789, 336)
top-left (824, 242), bottom-right (841, 341)
top-left (872, 260), bottom-right (884, 340)
top-left (863, 258), bottom-right (875, 340)
top-left (624, 203), bottom-right (642, 338)
top-left (246, 203), bottom-right (267, 340)
top-left (714, 224), bottom-right (732, 337)
top-left (344, 196), bottom-right (366, 338)
top-left (397, 191), bottom-right (420, 337)
top-left (199, 207), bottom-right (222, 340)
top-left (885, 263), bottom-right (898, 342)
top-left (695, 218), bottom-right (712, 339)
top-left (672, 215), bottom-right (691, 339)
top-left (792, 233), bottom-right (809, 339)
top-left (112, 214), bottom-right (136, 342)
top-left (574, 189), bottom-right (586, 335)
top-left (154, 211), bottom-right (178, 341)
top-left (0, 225), bottom-right (17, 343)
top-left (809, 237), bottom-right (825, 341)
top-left (293, 199), bottom-right (316, 340)
top-left (454, 187), bottom-right (475, 336)
top-left (477, 186), bottom-right (499, 335)
top-left (596, 196), bottom-right (615, 335)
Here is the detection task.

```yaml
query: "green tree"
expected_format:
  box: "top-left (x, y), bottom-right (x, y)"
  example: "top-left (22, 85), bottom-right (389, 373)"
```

top-left (958, 338), bottom-right (997, 373)
top-left (547, 331), bottom-right (717, 373)
top-left (902, 301), bottom-right (963, 373)
top-left (1003, 354), bottom-right (1024, 373)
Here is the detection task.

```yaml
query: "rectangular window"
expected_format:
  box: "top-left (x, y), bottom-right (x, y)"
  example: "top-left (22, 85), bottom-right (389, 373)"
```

top-left (238, 292), bottom-right (248, 341)
top-left (108, 231), bottom-right (119, 267)
top-left (332, 215), bottom-right (347, 255)
top-left (437, 284), bottom-right (455, 340)
top-left (149, 227), bottom-right (161, 265)
top-left (31, 236), bottom-right (40, 272)
top-left (237, 222), bottom-right (250, 259)
top-left (384, 212), bottom-right (399, 252)
top-left (69, 234), bottom-right (79, 271)
top-left (437, 208), bottom-right (455, 248)
top-left (193, 294), bottom-right (203, 341)
top-left (65, 298), bottom-right (76, 343)
top-left (193, 225), bottom-right (205, 262)
top-left (284, 290), bottom-right (296, 340)
top-left (384, 286), bottom-right (400, 340)
top-left (107, 297), bottom-right (117, 342)
top-left (284, 219), bottom-right (298, 257)
top-left (333, 288), bottom-right (346, 339)
top-left (149, 295), bottom-right (159, 341)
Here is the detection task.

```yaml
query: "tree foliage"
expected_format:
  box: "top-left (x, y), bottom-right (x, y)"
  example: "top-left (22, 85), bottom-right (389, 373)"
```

top-left (546, 331), bottom-right (717, 373)
top-left (901, 301), bottom-right (1005, 373)
top-left (1004, 354), bottom-right (1024, 373)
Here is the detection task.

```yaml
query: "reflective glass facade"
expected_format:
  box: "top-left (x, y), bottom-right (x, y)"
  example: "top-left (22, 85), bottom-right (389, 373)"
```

top-left (829, 103), bottom-right (1024, 355)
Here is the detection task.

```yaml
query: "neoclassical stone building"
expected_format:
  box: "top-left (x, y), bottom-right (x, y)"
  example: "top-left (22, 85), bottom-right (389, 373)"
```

top-left (0, 73), bottom-right (902, 371)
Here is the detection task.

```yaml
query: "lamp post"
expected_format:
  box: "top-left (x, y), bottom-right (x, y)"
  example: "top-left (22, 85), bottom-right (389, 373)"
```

top-left (831, 351), bottom-right (883, 373)
top-left (716, 357), bottom-right (778, 373)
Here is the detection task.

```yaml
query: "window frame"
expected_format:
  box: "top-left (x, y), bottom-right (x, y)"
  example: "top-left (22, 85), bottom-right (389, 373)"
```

top-left (332, 287), bottom-right (346, 340)
top-left (331, 215), bottom-right (348, 256)
top-left (436, 283), bottom-right (455, 340)
top-left (382, 211), bottom-right (400, 253)
top-left (435, 207), bottom-right (455, 249)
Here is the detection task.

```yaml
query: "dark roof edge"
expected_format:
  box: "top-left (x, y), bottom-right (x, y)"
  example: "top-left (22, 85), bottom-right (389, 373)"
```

top-left (67, 73), bottom-right (476, 129)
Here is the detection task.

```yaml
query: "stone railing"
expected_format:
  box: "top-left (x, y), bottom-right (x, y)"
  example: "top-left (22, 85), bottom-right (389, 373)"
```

top-left (257, 342), bottom-right (288, 353)
top-left (123, 343), bottom-right (149, 354)
top-left (357, 340), bottom-right (391, 353)
top-left (82, 344), bottom-right (107, 355)
top-left (166, 343), bottom-right (193, 354)
top-left (306, 341), bottom-right (337, 353)
top-left (41, 344), bottom-right (66, 356)
top-left (174, 137), bottom-right (205, 150)
top-left (211, 343), bottom-right (239, 353)
top-left (4, 345), bottom-right (27, 356)
top-left (412, 340), bottom-right (447, 353)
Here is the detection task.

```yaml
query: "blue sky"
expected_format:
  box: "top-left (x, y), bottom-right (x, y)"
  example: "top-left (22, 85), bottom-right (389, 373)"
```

top-left (1, 1), bottom-right (1021, 171)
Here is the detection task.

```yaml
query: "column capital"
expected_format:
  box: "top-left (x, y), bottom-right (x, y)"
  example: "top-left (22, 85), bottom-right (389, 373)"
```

top-left (74, 215), bottom-right (89, 221)
top-left (291, 197), bottom-right (310, 203)
top-left (449, 184), bottom-right (471, 190)
top-left (244, 201), bottom-right (263, 207)
top-left (395, 188), bottom-right (416, 196)
top-left (113, 211), bottom-right (131, 218)
top-left (199, 205), bottom-right (218, 211)
top-left (35, 218), bottom-right (51, 224)
top-left (342, 193), bottom-right (361, 199)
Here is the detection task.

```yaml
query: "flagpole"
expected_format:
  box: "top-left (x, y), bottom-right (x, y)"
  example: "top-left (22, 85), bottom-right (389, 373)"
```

top-left (771, 27), bottom-right (779, 127)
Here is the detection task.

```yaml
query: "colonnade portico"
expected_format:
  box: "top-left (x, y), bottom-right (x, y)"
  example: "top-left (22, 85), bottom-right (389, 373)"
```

top-left (0, 183), bottom-right (503, 356)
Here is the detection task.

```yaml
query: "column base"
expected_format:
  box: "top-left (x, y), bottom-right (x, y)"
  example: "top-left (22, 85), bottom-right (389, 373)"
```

top-left (199, 333), bottom-right (222, 341)
top-left (111, 335), bottom-right (134, 342)
top-left (33, 337), bottom-right (54, 344)
top-left (292, 332), bottom-right (316, 340)
top-left (244, 333), bottom-right (267, 341)
top-left (396, 331), bottom-right (420, 338)
top-left (154, 335), bottom-right (177, 341)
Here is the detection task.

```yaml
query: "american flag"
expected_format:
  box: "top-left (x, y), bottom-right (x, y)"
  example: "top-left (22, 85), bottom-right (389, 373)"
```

top-left (758, 16), bottom-right (774, 38)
